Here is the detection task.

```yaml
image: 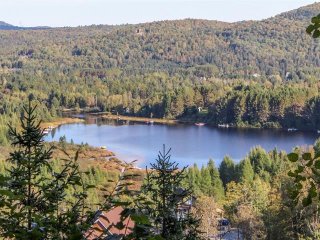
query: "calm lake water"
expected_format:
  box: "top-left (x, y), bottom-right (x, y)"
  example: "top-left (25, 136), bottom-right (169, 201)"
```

top-left (44, 116), bottom-right (319, 167)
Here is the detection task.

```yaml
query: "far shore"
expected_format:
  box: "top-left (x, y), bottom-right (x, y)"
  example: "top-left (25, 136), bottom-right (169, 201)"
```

top-left (59, 110), bottom-right (317, 132)
top-left (40, 117), bottom-right (84, 129)
top-left (99, 114), bottom-right (179, 124)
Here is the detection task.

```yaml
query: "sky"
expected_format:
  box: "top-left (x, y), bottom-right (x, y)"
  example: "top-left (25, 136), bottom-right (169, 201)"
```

top-left (0, 0), bottom-right (318, 27)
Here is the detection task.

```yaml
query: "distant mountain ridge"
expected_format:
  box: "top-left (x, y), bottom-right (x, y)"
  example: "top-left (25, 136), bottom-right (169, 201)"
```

top-left (0, 21), bottom-right (13, 27)
top-left (0, 3), bottom-right (319, 80)
top-left (1, 3), bottom-right (320, 30)
top-left (0, 21), bottom-right (50, 30)
top-left (276, 2), bottom-right (320, 20)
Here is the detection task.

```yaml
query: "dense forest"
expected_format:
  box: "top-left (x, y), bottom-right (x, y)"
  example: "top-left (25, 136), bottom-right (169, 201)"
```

top-left (0, 2), bottom-right (320, 239)
top-left (1, 102), bottom-right (320, 239)
top-left (0, 4), bottom-right (320, 145)
top-left (185, 146), bottom-right (295, 239)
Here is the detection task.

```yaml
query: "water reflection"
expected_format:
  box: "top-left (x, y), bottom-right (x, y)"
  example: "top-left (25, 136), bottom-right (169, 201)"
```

top-left (45, 117), bottom-right (318, 167)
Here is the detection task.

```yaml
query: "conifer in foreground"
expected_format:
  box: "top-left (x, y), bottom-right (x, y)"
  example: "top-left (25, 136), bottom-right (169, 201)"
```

top-left (131, 145), bottom-right (202, 240)
top-left (0, 99), bottom-right (88, 240)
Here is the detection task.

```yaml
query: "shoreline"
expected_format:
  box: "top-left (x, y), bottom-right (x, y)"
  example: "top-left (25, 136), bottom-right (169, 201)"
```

top-left (96, 114), bottom-right (315, 132)
top-left (99, 114), bottom-right (180, 125)
top-left (60, 111), bottom-right (319, 133)
top-left (40, 117), bottom-right (84, 129)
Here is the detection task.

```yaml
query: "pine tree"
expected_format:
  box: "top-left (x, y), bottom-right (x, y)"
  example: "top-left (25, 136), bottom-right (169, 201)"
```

top-left (0, 99), bottom-right (88, 240)
top-left (207, 159), bottom-right (225, 202)
top-left (314, 138), bottom-right (320, 156)
top-left (248, 146), bottom-right (272, 176)
top-left (185, 165), bottom-right (201, 195)
top-left (237, 158), bottom-right (254, 183)
top-left (134, 145), bottom-right (201, 239)
top-left (219, 156), bottom-right (236, 187)
top-left (193, 163), bottom-right (201, 189)
top-left (200, 166), bottom-right (212, 195)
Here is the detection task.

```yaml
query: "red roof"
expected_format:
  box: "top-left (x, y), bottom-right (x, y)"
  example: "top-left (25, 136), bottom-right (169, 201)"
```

top-left (84, 206), bottom-right (135, 240)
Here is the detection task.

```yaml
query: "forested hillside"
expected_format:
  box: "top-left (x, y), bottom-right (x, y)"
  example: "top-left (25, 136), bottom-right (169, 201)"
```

top-left (0, 3), bottom-right (320, 144)
top-left (0, 21), bottom-right (50, 30)
top-left (1, 3), bottom-right (319, 77)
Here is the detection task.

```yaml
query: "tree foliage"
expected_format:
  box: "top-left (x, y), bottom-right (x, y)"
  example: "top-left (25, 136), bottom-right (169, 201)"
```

top-left (132, 145), bottom-right (201, 240)
top-left (307, 14), bottom-right (320, 38)
top-left (0, 100), bottom-right (88, 239)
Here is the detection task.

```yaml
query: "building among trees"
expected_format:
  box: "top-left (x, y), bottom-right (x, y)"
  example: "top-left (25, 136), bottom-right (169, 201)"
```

top-left (85, 207), bottom-right (134, 240)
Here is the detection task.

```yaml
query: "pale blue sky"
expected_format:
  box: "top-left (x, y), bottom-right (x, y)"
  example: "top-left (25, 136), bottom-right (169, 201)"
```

top-left (0, 0), bottom-right (318, 27)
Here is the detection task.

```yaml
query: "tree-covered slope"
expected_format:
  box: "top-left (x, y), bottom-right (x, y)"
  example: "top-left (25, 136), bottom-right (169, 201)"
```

top-left (0, 21), bottom-right (50, 30)
top-left (0, 3), bottom-right (320, 141)
top-left (1, 3), bottom-right (319, 79)
top-left (0, 21), bottom-right (18, 30)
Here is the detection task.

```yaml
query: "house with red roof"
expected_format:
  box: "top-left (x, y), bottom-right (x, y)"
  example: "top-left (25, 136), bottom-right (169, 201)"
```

top-left (84, 206), bottom-right (134, 240)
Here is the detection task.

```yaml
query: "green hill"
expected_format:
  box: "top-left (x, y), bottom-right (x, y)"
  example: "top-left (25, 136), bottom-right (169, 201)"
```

top-left (0, 3), bottom-right (320, 137)
top-left (0, 21), bottom-right (20, 30)
top-left (1, 3), bottom-right (319, 79)
top-left (0, 21), bottom-right (50, 30)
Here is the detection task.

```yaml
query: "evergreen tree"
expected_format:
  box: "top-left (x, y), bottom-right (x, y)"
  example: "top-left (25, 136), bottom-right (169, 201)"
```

top-left (134, 145), bottom-right (201, 239)
top-left (207, 159), bottom-right (225, 202)
top-left (237, 158), bottom-right (254, 183)
top-left (185, 167), bottom-right (195, 191)
top-left (307, 14), bottom-right (320, 38)
top-left (248, 146), bottom-right (272, 177)
top-left (314, 138), bottom-right (320, 156)
top-left (200, 166), bottom-right (212, 196)
top-left (219, 156), bottom-right (236, 187)
top-left (269, 148), bottom-right (288, 176)
top-left (163, 93), bottom-right (172, 118)
top-left (0, 99), bottom-right (88, 240)
top-left (193, 163), bottom-right (201, 188)
top-left (185, 164), bottom-right (202, 195)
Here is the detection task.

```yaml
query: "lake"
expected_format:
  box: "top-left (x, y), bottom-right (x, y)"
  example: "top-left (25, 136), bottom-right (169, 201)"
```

top-left (44, 116), bottom-right (319, 167)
